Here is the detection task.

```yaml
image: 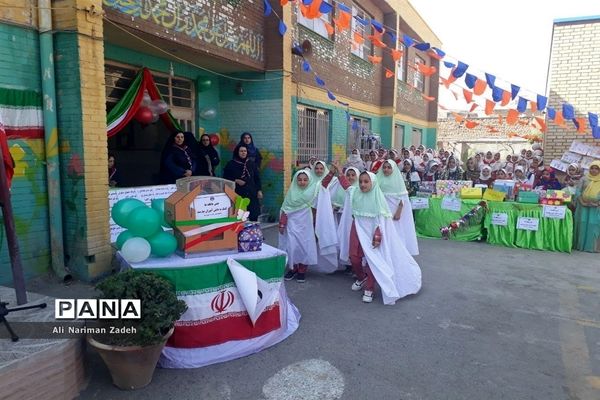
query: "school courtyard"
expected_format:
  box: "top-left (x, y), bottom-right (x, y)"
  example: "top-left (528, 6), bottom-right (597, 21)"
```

top-left (27, 228), bottom-right (599, 400)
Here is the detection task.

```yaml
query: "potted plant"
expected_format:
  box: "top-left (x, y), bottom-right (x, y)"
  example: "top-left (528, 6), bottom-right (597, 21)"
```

top-left (87, 270), bottom-right (187, 390)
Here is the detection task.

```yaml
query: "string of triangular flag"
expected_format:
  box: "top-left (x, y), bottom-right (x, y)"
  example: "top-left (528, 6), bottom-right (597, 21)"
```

top-left (263, 0), bottom-right (599, 138)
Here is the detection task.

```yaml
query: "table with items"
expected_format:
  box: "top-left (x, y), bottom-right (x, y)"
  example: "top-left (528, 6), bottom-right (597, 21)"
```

top-left (410, 180), bottom-right (573, 253)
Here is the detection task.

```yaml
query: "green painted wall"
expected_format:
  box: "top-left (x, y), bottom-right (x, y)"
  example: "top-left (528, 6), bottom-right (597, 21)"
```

top-left (0, 23), bottom-right (50, 284)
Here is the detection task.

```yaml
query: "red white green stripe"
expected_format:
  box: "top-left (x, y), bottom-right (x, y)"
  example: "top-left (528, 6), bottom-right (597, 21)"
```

top-left (0, 88), bottom-right (43, 139)
top-left (107, 68), bottom-right (182, 137)
top-left (140, 255), bottom-right (286, 348)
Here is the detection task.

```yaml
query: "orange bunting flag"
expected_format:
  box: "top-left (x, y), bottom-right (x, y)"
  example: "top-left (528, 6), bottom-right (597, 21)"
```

top-left (422, 94), bottom-right (436, 102)
top-left (473, 79), bottom-right (487, 96)
top-left (554, 110), bottom-right (565, 126)
top-left (333, 10), bottom-right (351, 31)
top-left (534, 116), bottom-right (547, 133)
top-left (417, 63), bottom-right (437, 77)
top-left (501, 90), bottom-right (511, 107)
top-left (300, 0), bottom-right (322, 19)
top-left (463, 89), bottom-right (473, 104)
top-left (530, 101), bottom-right (537, 113)
top-left (280, 0), bottom-right (288, 5)
top-left (385, 68), bottom-right (395, 78)
top-left (453, 112), bottom-right (465, 123)
top-left (368, 55), bottom-right (382, 64)
top-left (323, 21), bottom-right (334, 36)
top-left (391, 49), bottom-right (403, 61)
top-left (469, 103), bottom-right (478, 112)
top-left (485, 99), bottom-right (495, 115)
top-left (506, 109), bottom-right (519, 125)
top-left (465, 120), bottom-right (479, 129)
top-left (370, 37), bottom-right (387, 48)
top-left (353, 32), bottom-right (364, 45)
top-left (428, 49), bottom-right (443, 60)
top-left (576, 117), bottom-right (587, 133)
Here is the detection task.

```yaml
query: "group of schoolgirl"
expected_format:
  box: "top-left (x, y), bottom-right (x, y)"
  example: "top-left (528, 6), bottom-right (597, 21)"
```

top-left (277, 159), bottom-right (421, 305)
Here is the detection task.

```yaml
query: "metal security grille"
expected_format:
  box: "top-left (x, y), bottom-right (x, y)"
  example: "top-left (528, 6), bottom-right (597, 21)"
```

top-left (297, 105), bottom-right (329, 162)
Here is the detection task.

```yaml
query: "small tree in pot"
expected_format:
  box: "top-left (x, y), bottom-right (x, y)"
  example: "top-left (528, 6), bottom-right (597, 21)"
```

top-left (87, 270), bottom-right (187, 390)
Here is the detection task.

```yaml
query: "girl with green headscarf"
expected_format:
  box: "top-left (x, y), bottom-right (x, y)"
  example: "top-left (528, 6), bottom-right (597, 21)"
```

top-left (574, 160), bottom-right (600, 252)
top-left (377, 160), bottom-right (419, 255)
top-left (279, 170), bottom-right (318, 282)
top-left (337, 171), bottom-right (421, 304)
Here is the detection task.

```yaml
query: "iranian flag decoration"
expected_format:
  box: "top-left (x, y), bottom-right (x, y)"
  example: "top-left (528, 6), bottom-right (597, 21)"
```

top-left (107, 68), bottom-right (181, 137)
top-left (0, 88), bottom-right (43, 139)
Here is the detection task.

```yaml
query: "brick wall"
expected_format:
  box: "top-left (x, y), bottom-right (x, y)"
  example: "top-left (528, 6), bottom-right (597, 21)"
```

top-left (104, 0), bottom-right (266, 70)
top-left (545, 18), bottom-right (600, 161)
top-left (0, 23), bottom-right (51, 284)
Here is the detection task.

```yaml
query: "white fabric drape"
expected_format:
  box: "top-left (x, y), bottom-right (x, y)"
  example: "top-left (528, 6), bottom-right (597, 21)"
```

top-left (313, 186), bottom-right (339, 273)
top-left (278, 207), bottom-right (318, 268)
top-left (384, 193), bottom-right (419, 255)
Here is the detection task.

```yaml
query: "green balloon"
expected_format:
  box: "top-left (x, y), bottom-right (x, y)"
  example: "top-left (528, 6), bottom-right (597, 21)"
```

top-left (112, 198), bottom-right (146, 228)
top-left (147, 231), bottom-right (178, 257)
top-left (151, 198), bottom-right (171, 228)
top-left (126, 207), bottom-right (161, 238)
top-left (115, 230), bottom-right (134, 250)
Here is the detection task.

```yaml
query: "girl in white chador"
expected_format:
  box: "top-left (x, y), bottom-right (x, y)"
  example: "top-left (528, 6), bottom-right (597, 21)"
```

top-left (376, 160), bottom-right (419, 256)
top-left (337, 171), bottom-right (422, 304)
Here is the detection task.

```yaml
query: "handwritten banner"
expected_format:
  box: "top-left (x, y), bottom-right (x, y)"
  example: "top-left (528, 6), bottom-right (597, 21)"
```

top-left (491, 212), bottom-right (508, 226)
top-left (516, 217), bottom-right (539, 231)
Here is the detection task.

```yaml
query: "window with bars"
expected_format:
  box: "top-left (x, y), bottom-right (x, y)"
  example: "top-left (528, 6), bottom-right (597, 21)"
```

top-left (351, 4), bottom-right (373, 60)
top-left (297, 105), bottom-right (329, 163)
top-left (396, 43), bottom-right (407, 82)
top-left (297, 6), bottom-right (332, 39)
top-left (413, 55), bottom-right (425, 92)
top-left (105, 63), bottom-right (195, 132)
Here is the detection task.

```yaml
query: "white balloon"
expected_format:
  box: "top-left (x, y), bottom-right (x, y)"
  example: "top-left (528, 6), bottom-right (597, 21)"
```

top-left (200, 108), bottom-right (217, 120)
top-left (142, 91), bottom-right (152, 106)
top-left (151, 99), bottom-right (169, 114)
top-left (121, 237), bottom-right (151, 263)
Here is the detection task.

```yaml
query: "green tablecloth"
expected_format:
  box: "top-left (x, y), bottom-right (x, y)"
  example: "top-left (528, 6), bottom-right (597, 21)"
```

top-left (413, 198), bottom-right (485, 241)
top-left (413, 198), bottom-right (573, 253)
top-left (484, 201), bottom-right (573, 253)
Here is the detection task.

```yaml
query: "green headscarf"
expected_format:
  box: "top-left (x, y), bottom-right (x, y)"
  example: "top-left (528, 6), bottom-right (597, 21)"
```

top-left (377, 159), bottom-right (408, 196)
top-left (350, 171), bottom-right (392, 218)
top-left (281, 170), bottom-right (316, 213)
top-left (332, 166), bottom-right (360, 207)
top-left (309, 160), bottom-right (330, 184)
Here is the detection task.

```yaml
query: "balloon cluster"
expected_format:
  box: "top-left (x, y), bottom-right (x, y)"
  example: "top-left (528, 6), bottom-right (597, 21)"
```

top-left (112, 198), bottom-right (178, 263)
top-left (440, 201), bottom-right (488, 240)
top-left (134, 91), bottom-right (169, 125)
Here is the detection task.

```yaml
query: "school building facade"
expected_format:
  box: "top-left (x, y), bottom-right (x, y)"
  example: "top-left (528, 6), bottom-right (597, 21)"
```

top-left (0, 0), bottom-right (439, 283)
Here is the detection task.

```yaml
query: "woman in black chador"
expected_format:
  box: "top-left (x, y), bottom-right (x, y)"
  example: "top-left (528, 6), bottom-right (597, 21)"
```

top-left (223, 144), bottom-right (263, 221)
top-left (196, 134), bottom-right (220, 176)
top-left (160, 131), bottom-right (198, 184)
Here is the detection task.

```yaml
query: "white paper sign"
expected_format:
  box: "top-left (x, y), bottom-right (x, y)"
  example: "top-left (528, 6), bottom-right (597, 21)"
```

top-left (588, 145), bottom-right (600, 159)
top-left (491, 213), bottom-right (509, 226)
top-left (410, 197), bottom-right (430, 210)
top-left (517, 217), bottom-right (539, 231)
top-left (543, 205), bottom-right (566, 219)
top-left (561, 151), bottom-right (582, 164)
top-left (550, 159), bottom-right (569, 172)
top-left (193, 193), bottom-right (231, 220)
top-left (108, 184), bottom-right (177, 242)
top-left (441, 196), bottom-right (462, 212)
top-left (569, 141), bottom-right (592, 155)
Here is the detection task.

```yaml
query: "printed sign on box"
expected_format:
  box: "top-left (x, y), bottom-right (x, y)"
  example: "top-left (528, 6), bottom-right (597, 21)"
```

top-left (516, 217), bottom-right (539, 231)
top-left (491, 213), bottom-right (509, 226)
top-left (411, 197), bottom-right (430, 210)
top-left (193, 193), bottom-right (231, 220)
top-left (441, 196), bottom-right (462, 212)
top-left (543, 205), bottom-right (566, 219)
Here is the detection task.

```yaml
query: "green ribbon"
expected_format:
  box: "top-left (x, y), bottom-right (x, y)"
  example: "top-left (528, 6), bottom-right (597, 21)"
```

top-left (174, 217), bottom-right (239, 227)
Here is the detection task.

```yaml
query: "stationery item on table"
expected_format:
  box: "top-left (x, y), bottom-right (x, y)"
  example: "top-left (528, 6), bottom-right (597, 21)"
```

top-left (517, 191), bottom-right (540, 204)
top-left (418, 181), bottom-right (437, 195)
top-left (482, 188), bottom-right (506, 202)
top-left (460, 187), bottom-right (483, 199)
top-left (435, 180), bottom-right (473, 196)
top-left (493, 180), bottom-right (516, 201)
top-left (541, 189), bottom-right (572, 205)
top-left (515, 182), bottom-right (532, 193)
top-left (238, 223), bottom-right (264, 252)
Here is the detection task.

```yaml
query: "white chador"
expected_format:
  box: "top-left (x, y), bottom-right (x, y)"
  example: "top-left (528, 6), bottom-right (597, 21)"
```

top-left (377, 160), bottom-right (419, 256)
top-left (338, 172), bottom-right (421, 305)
